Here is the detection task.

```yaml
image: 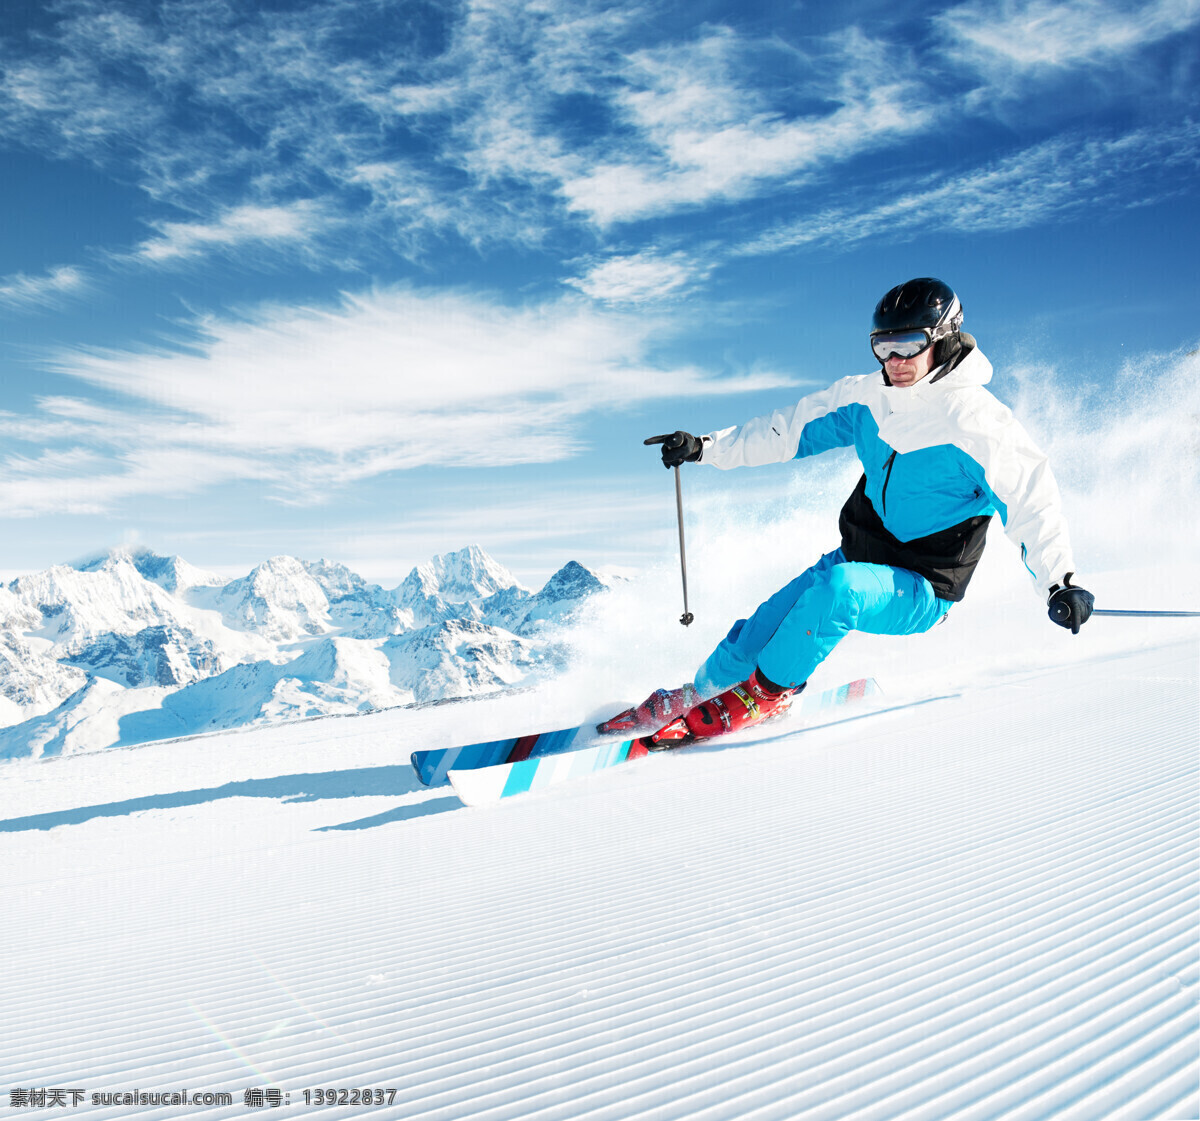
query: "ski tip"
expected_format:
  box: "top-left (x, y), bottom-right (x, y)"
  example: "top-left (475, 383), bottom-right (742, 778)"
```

top-left (410, 750), bottom-right (442, 787)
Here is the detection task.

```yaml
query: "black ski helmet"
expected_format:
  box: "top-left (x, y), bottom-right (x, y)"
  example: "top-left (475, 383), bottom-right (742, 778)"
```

top-left (872, 278), bottom-right (964, 369)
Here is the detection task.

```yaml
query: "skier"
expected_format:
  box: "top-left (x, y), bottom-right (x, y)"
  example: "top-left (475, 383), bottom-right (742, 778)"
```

top-left (601, 277), bottom-right (1094, 747)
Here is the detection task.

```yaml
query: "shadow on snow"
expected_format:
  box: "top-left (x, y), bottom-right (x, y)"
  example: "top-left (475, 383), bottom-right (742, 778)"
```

top-left (0, 764), bottom-right (458, 833)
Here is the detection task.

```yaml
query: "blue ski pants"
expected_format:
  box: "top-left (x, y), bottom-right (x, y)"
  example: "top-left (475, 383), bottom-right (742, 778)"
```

top-left (693, 548), bottom-right (952, 695)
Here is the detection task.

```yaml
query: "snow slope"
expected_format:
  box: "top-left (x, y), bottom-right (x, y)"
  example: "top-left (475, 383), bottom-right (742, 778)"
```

top-left (1, 629), bottom-right (1195, 1120)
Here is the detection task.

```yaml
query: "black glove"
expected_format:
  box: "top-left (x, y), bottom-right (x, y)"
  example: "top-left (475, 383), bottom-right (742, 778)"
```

top-left (645, 431), bottom-right (703, 469)
top-left (1048, 575), bottom-right (1094, 635)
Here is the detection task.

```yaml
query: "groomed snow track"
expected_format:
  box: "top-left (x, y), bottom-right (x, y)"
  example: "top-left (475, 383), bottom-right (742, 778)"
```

top-left (2, 641), bottom-right (1197, 1120)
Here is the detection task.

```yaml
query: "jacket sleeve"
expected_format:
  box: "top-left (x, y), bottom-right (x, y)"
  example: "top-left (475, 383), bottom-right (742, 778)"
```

top-left (701, 376), bottom-right (868, 470)
top-left (956, 400), bottom-right (1077, 600)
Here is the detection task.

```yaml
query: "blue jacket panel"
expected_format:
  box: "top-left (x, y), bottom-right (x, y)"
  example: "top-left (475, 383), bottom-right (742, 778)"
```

top-left (796, 403), bottom-right (1007, 542)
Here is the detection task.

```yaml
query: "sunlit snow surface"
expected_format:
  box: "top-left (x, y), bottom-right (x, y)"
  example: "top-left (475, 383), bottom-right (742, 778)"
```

top-left (2, 358), bottom-right (1199, 1118)
top-left (2, 620), bottom-right (1196, 1119)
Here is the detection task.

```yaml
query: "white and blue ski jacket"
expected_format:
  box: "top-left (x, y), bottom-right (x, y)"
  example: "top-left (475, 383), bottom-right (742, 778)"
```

top-left (699, 341), bottom-right (1076, 602)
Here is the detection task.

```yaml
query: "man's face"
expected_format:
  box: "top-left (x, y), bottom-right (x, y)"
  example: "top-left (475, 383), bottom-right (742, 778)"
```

top-left (885, 345), bottom-right (936, 388)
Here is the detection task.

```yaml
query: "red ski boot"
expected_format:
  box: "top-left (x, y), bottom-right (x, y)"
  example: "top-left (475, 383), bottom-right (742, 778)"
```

top-left (645, 670), bottom-right (799, 750)
top-left (596, 682), bottom-right (701, 735)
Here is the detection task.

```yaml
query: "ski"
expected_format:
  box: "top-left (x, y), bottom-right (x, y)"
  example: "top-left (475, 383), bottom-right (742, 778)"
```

top-left (445, 677), bottom-right (886, 806)
top-left (411, 726), bottom-right (584, 788)
top-left (449, 737), bottom-right (648, 805)
top-left (412, 677), bottom-right (881, 788)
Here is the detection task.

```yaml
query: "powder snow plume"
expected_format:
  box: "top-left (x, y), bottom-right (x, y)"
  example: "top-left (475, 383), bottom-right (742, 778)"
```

top-left (1008, 340), bottom-right (1200, 573)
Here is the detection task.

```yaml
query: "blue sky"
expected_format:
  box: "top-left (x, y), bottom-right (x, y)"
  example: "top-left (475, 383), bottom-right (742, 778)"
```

top-left (0, 0), bottom-right (1197, 584)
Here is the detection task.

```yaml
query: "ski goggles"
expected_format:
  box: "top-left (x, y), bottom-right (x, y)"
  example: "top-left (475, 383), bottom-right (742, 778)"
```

top-left (871, 313), bottom-right (961, 362)
top-left (870, 328), bottom-right (938, 362)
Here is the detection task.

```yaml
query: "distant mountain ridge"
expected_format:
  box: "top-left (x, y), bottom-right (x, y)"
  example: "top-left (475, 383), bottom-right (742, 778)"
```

top-left (0, 545), bottom-right (614, 759)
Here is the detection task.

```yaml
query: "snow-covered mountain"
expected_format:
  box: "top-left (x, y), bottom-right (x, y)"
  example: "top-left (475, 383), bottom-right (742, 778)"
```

top-left (382, 618), bottom-right (552, 703)
top-left (63, 624), bottom-right (234, 687)
top-left (206, 555), bottom-right (339, 642)
top-left (0, 629), bottom-right (88, 725)
top-left (397, 542), bottom-right (526, 604)
top-left (0, 544), bottom-right (612, 759)
top-left (77, 546), bottom-right (224, 594)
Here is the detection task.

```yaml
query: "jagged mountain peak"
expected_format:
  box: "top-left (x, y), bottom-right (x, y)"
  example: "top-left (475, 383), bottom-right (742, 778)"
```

top-left (73, 544), bottom-right (154, 572)
top-left (248, 554), bottom-right (309, 579)
top-left (8, 557), bottom-right (187, 649)
top-left (302, 558), bottom-right (372, 600)
top-left (538, 560), bottom-right (607, 599)
top-left (234, 555), bottom-right (333, 598)
top-left (216, 556), bottom-right (333, 642)
top-left (142, 555), bottom-right (223, 593)
top-left (74, 546), bottom-right (222, 593)
top-left (400, 545), bottom-right (526, 604)
top-left (503, 559), bottom-right (610, 634)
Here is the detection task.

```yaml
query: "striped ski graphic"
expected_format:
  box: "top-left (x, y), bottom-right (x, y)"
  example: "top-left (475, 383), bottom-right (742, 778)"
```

top-left (449, 738), bottom-right (649, 805)
top-left (411, 726), bottom-right (583, 787)
top-left (447, 678), bottom-right (883, 806)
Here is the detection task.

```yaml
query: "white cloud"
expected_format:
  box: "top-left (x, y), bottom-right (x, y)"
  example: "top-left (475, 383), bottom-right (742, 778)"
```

top-left (0, 0), bottom-right (465, 258)
top-left (737, 123), bottom-right (1200, 255)
top-left (1, 0), bottom-right (1194, 298)
top-left (564, 251), bottom-right (712, 303)
top-left (129, 202), bottom-right (334, 265)
top-left (0, 266), bottom-right (88, 312)
top-left (0, 447), bottom-right (254, 517)
top-left (0, 285), bottom-right (795, 516)
top-left (0, 396), bottom-right (259, 515)
top-left (937, 0), bottom-right (1200, 73)
top-left (0, 3), bottom-right (950, 257)
top-left (557, 28), bottom-right (935, 224)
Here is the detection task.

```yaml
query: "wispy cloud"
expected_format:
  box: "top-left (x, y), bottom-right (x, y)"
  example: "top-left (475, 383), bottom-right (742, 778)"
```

top-left (0, 0), bottom-right (467, 261)
top-left (0, 446), bottom-right (254, 517)
top-left (0, 266), bottom-right (88, 312)
top-left (0, 396), bottom-right (258, 515)
top-left (937, 0), bottom-right (1200, 73)
top-left (128, 202), bottom-right (335, 266)
top-left (0, 285), bottom-right (795, 516)
top-left (0, 0), bottom-right (1195, 290)
top-left (556, 27), bottom-right (935, 224)
top-left (564, 250), bottom-right (714, 303)
top-left (0, 3), bottom-right (944, 261)
top-left (736, 124), bottom-right (1200, 255)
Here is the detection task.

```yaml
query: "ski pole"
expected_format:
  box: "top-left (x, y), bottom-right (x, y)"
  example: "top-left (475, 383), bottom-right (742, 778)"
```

top-left (673, 466), bottom-right (695, 626)
top-left (1051, 603), bottom-right (1200, 626)
top-left (1091, 609), bottom-right (1200, 617)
